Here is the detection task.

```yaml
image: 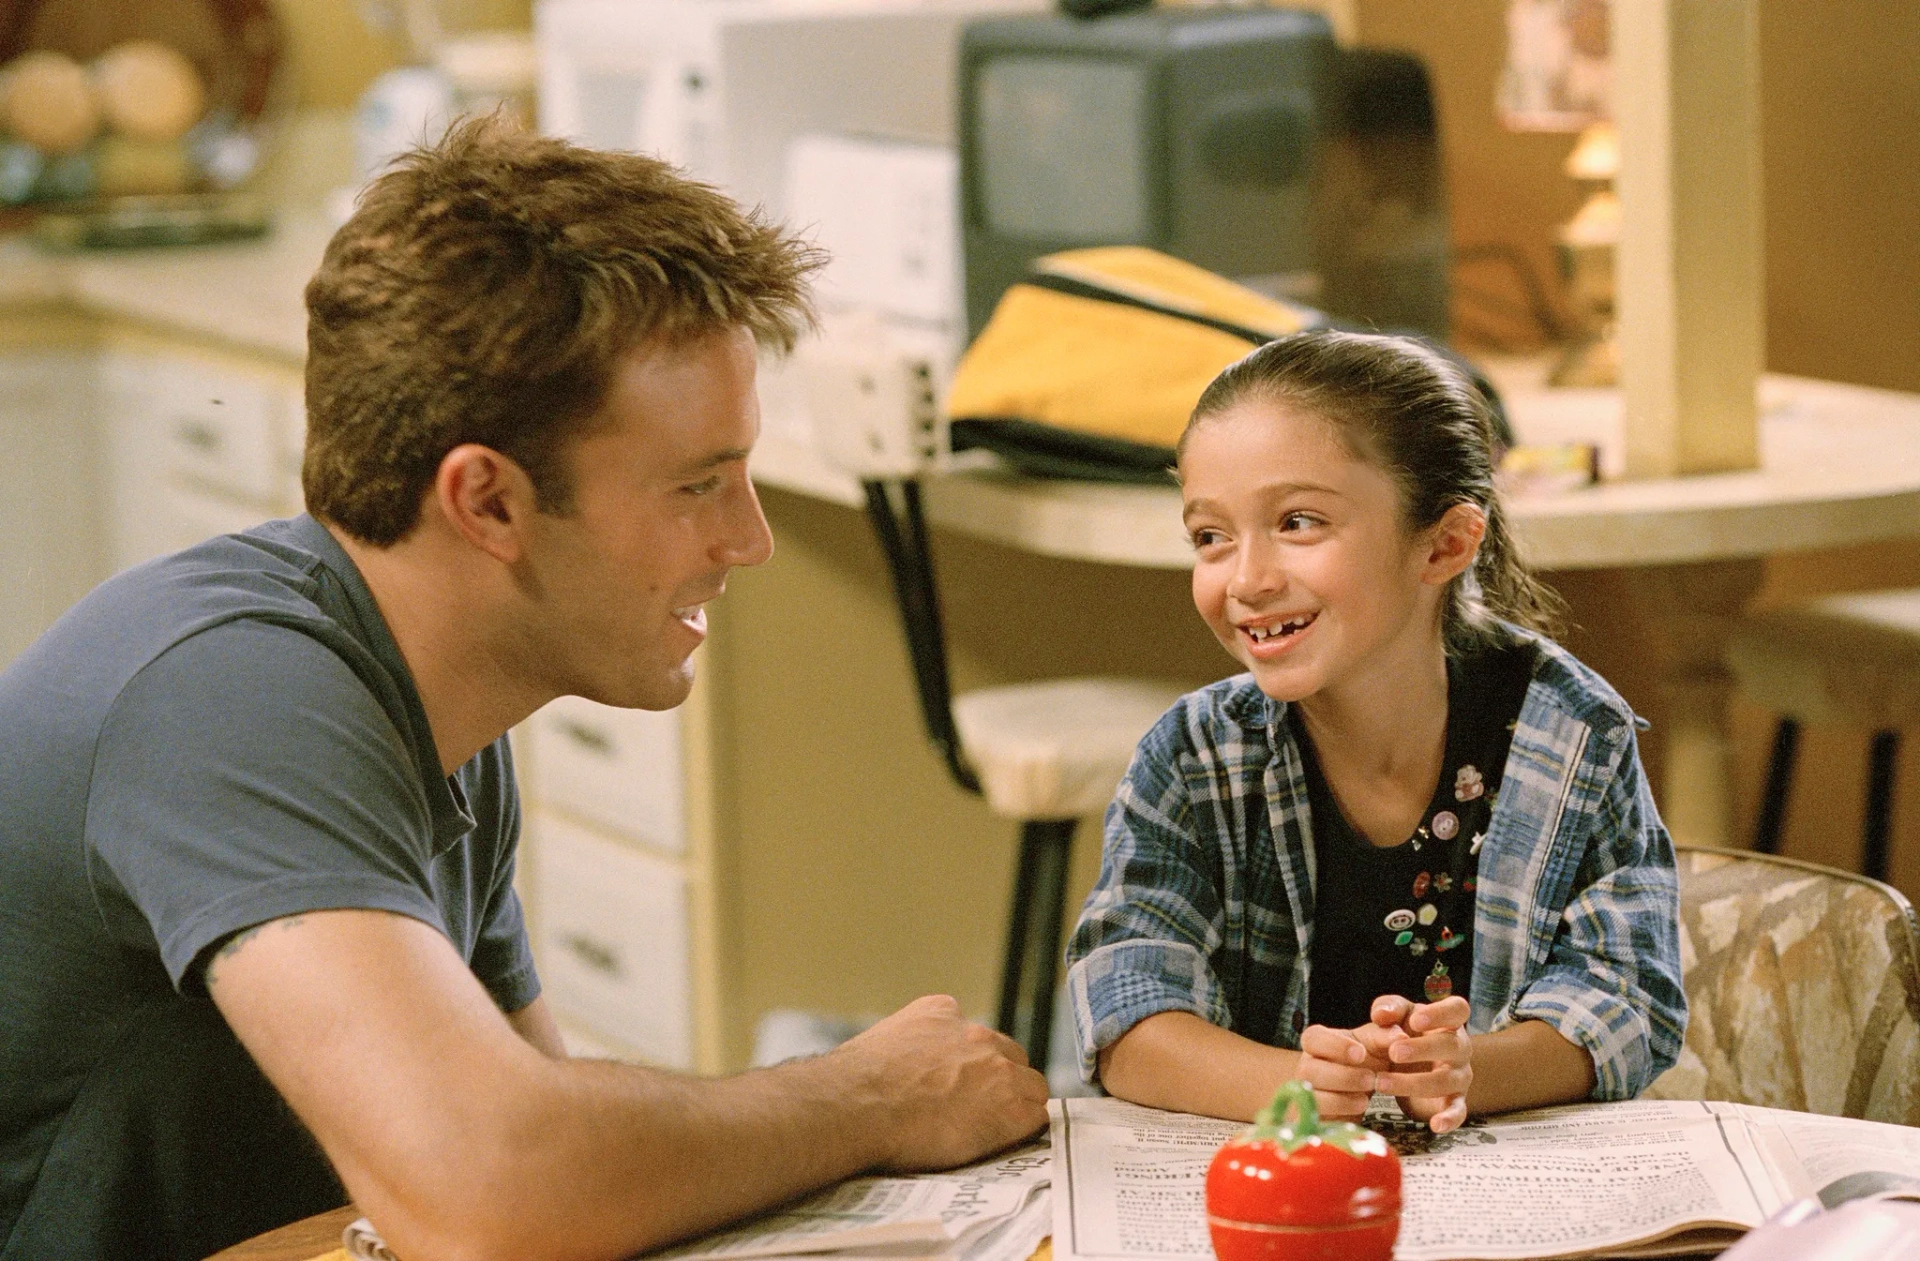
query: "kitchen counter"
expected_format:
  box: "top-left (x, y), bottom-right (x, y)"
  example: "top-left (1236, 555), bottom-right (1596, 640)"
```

top-left (10, 220), bottom-right (1920, 582)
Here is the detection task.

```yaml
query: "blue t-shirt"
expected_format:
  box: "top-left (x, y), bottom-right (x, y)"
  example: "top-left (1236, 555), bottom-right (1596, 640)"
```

top-left (0, 514), bottom-right (538, 1261)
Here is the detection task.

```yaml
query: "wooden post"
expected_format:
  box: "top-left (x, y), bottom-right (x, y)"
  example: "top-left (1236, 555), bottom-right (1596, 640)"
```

top-left (1622, 559), bottom-right (1768, 850)
top-left (1612, 0), bottom-right (1764, 477)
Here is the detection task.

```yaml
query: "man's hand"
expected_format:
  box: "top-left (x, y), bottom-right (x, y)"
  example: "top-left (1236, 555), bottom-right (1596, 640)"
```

top-left (1368, 995), bottom-right (1471, 1133)
top-left (832, 995), bottom-right (1050, 1171)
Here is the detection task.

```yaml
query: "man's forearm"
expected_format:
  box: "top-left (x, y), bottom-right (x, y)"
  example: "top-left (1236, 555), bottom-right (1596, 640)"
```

top-left (366, 1012), bottom-right (1039, 1261)
top-left (374, 1048), bottom-right (901, 1261)
top-left (210, 912), bottom-right (1045, 1261)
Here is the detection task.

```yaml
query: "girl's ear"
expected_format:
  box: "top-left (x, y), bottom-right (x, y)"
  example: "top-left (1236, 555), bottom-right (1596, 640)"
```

top-left (1419, 502), bottom-right (1487, 587)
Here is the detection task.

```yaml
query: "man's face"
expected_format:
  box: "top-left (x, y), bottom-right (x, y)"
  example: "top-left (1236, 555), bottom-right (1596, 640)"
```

top-left (517, 327), bottom-right (773, 709)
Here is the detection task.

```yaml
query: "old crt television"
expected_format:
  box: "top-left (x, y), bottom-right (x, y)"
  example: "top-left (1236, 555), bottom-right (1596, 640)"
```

top-left (958, 7), bottom-right (1448, 338)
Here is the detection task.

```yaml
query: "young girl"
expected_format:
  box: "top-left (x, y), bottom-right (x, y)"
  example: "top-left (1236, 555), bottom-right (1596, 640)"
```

top-left (1066, 330), bottom-right (1685, 1132)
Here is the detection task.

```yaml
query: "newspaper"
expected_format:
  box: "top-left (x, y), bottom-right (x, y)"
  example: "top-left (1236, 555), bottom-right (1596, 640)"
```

top-left (342, 1143), bottom-right (1050, 1261)
top-left (1048, 1095), bottom-right (1920, 1261)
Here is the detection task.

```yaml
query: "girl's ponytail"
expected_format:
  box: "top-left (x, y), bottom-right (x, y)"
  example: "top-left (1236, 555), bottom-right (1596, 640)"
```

top-left (1471, 492), bottom-right (1565, 646)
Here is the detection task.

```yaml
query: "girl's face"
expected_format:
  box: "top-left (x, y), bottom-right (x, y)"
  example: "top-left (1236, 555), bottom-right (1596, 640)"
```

top-left (1180, 399), bottom-right (1456, 705)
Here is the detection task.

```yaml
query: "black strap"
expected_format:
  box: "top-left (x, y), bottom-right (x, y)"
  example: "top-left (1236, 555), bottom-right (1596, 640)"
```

top-left (862, 479), bottom-right (981, 795)
top-left (1020, 271), bottom-right (1293, 346)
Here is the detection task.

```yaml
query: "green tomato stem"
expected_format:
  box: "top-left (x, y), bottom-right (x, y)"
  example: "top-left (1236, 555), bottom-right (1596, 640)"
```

top-left (1247, 1080), bottom-right (1384, 1158)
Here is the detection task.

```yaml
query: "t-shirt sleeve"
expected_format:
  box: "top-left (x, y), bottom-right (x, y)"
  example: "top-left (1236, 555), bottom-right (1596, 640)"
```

top-left (470, 770), bottom-right (541, 1013)
top-left (87, 618), bottom-right (451, 990)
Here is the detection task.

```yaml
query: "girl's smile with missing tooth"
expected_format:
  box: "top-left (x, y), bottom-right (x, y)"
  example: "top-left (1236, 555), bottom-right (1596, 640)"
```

top-left (1180, 399), bottom-right (1445, 709)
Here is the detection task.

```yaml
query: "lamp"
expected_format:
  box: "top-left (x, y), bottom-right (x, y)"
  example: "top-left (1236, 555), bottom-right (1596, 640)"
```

top-left (1553, 120), bottom-right (1618, 386)
top-left (1497, 0), bottom-right (1617, 386)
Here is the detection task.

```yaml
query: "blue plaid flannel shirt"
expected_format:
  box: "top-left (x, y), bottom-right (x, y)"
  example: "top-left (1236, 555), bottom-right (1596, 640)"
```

top-left (1066, 631), bottom-right (1686, 1100)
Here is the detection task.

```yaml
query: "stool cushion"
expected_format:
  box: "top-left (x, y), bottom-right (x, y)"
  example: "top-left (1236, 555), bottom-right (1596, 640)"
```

top-left (1727, 588), bottom-right (1920, 730)
top-left (953, 677), bottom-right (1191, 821)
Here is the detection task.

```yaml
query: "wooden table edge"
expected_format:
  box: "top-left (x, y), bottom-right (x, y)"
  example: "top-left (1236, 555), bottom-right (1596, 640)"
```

top-left (206, 1209), bottom-right (1057, 1261)
top-left (204, 1204), bottom-right (358, 1260)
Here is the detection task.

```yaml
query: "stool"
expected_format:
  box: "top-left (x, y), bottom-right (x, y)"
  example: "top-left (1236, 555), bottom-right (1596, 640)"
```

top-left (864, 479), bottom-right (1186, 1069)
top-left (1727, 589), bottom-right (1920, 881)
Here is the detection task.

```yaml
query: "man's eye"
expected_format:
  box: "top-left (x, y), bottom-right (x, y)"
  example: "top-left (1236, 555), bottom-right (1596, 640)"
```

top-left (684, 476), bottom-right (723, 496)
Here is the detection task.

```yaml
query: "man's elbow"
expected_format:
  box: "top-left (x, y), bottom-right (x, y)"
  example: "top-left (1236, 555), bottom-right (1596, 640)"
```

top-left (332, 1069), bottom-right (642, 1261)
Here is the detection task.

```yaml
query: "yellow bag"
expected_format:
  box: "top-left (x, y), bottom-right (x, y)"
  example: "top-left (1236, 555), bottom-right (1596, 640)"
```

top-left (945, 247), bottom-right (1323, 482)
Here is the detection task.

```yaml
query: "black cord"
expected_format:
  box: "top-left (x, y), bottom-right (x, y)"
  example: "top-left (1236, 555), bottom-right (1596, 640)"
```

top-left (862, 479), bottom-right (981, 795)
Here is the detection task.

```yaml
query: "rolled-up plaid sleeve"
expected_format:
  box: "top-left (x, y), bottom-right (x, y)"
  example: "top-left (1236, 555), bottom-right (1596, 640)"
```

top-left (1509, 726), bottom-right (1687, 1099)
top-left (1066, 708), bottom-right (1233, 1083)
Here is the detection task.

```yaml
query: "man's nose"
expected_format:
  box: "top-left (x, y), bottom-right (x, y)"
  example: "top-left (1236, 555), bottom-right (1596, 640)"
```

top-left (719, 480), bottom-right (775, 569)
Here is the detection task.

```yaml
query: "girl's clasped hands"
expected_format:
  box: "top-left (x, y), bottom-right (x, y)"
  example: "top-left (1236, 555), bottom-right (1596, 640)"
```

top-left (1297, 994), bottom-right (1473, 1133)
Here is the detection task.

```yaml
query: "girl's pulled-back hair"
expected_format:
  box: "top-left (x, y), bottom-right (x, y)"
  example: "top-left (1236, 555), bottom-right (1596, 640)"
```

top-left (1181, 329), bottom-right (1563, 655)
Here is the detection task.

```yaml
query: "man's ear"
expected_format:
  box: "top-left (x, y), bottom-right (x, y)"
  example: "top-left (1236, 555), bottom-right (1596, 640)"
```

top-left (430, 444), bottom-right (539, 564)
top-left (1420, 502), bottom-right (1487, 587)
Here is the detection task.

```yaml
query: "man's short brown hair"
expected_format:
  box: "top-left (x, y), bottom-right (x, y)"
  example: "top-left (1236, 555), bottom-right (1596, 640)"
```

top-left (303, 117), bottom-right (823, 545)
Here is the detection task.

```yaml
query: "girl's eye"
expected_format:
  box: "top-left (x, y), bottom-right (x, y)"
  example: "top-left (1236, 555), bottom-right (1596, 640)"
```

top-left (1280, 511), bottom-right (1320, 532)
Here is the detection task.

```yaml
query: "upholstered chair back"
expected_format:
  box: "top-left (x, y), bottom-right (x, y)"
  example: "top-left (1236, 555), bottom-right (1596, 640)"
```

top-left (1644, 846), bottom-right (1920, 1125)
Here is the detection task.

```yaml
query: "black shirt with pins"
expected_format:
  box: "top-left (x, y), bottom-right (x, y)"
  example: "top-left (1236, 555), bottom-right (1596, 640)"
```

top-left (1299, 638), bottom-right (1538, 1031)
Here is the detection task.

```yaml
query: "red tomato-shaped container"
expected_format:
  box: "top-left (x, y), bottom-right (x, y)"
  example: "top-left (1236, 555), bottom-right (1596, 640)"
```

top-left (1204, 1080), bottom-right (1401, 1261)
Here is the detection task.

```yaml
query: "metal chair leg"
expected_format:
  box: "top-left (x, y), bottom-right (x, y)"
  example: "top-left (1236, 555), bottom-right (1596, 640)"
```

top-left (997, 819), bottom-right (1076, 1071)
top-left (1864, 730), bottom-right (1901, 883)
top-left (1754, 718), bottom-right (1799, 855)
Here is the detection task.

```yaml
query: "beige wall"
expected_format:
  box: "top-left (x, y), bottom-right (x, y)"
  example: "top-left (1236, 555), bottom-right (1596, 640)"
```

top-left (1355, 0), bottom-right (1920, 394)
top-left (1759, 1), bottom-right (1920, 395)
top-left (272, 0), bottom-right (532, 110)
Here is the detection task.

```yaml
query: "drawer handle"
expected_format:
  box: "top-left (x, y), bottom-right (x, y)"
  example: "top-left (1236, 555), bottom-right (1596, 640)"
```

top-left (557, 719), bottom-right (614, 756)
top-left (175, 420), bottom-right (223, 453)
top-left (560, 932), bottom-right (622, 978)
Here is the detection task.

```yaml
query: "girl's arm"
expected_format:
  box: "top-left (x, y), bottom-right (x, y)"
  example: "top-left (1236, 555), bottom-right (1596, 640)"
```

top-left (1370, 995), bottom-right (1595, 1120)
top-left (1499, 723), bottom-right (1687, 1100)
top-left (1099, 1010), bottom-right (1382, 1124)
top-left (1464, 1020), bottom-right (1596, 1114)
top-left (1108, 1003), bottom-right (1597, 1128)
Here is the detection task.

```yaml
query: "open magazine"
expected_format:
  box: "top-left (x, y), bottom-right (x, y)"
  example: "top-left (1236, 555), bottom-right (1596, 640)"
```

top-left (342, 1142), bottom-right (1051, 1261)
top-left (1049, 1096), bottom-right (1920, 1261)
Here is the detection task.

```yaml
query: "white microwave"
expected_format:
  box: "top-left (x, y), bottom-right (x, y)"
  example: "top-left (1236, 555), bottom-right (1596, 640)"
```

top-left (535, 0), bottom-right (1041, 220)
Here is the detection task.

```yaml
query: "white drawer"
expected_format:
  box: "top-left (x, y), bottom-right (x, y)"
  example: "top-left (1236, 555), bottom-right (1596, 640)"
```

top-left (281, 396), bottom-right (309, 512)
top-left (528, 696), bottom-right (684, 853)
top-left (553, 1018), bottom-right (640, 1063)
top-left (531, 812), bottom-right (693, 1069)
top-left (108, 480), bottom-right (273, 573)
top-left (108, 354), bottom-right (289, 504)
top-left (153, 483), bottom-right (274, 558)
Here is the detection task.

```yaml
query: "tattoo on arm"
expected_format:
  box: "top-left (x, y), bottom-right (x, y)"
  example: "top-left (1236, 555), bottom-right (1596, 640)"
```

top-left (203, 915), bottom-right (306, 991)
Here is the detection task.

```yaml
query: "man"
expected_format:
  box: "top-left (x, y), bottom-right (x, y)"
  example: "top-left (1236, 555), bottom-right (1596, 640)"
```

top-left (0, 120), bottom-right (1048, 1261)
